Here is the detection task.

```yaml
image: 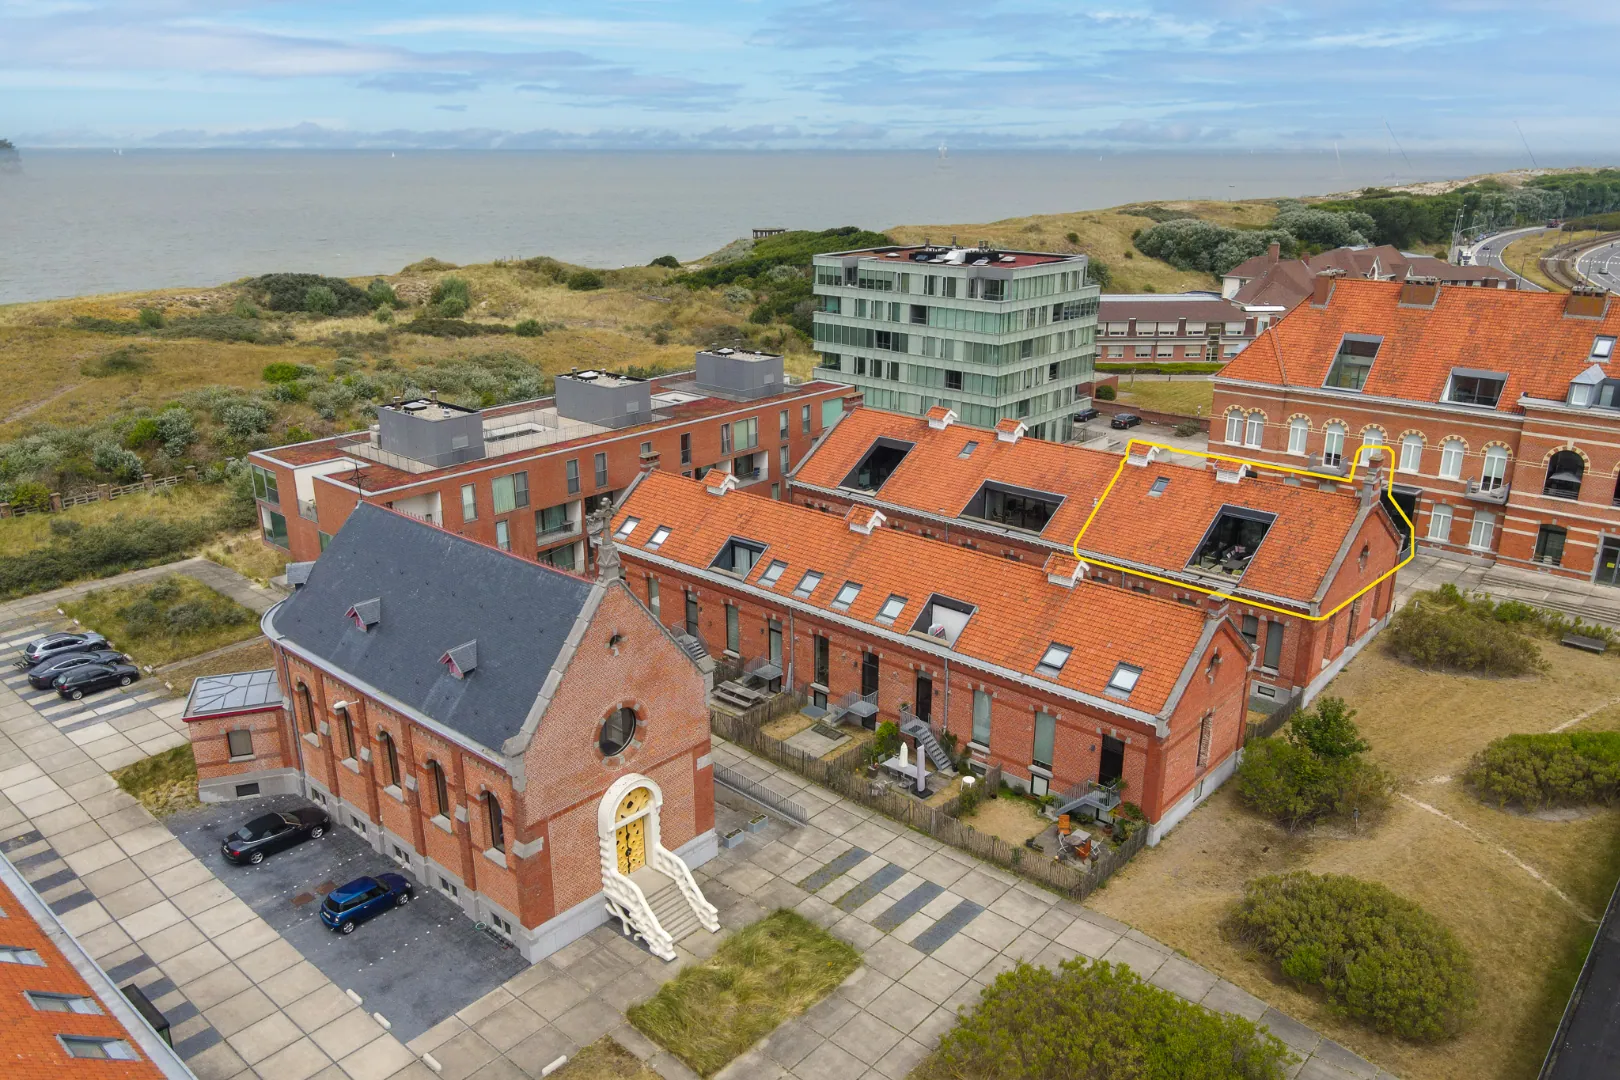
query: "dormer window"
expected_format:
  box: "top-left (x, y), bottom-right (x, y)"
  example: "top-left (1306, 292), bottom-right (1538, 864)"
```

top-left (613, 517), bottom-right (639, 540)
top-left (346, 598), bottom-right (381, 631)
top-left (712, 536), bottom-right (766, 577)
top-left (1594, 336), bottom-right (1615, 361)
top-left (831, 582), bottom-right (862, 611)
top-left (1323, 335), bottom-right (1381, 392)
top-left (1035, 644), bottom-right (1072, 678)
top-left (1190, 506), bottom-right (1275, 578)
top-left (875, 594), bottom-right (907, 625)
top-left (908, 594), bottom-right (975, 646)
top-left (1444, 369), bottom-right (1507, 409)
top-left (645, 526), bottom-right (670, 551)
top-left (758, 560), bottom-right (787, 587)
top-left (793, 571), bottom-right (822, 598)
top-left (1107, 663), bottom-right (1142, 697)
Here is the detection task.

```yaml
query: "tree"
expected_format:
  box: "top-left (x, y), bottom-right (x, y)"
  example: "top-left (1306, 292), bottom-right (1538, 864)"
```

top-left (1288, 697), bottom-right (1368, 760)
top-left (649, 255), bottom-right (680, 269)
top-left (303, 285), bottom-right (338, 315)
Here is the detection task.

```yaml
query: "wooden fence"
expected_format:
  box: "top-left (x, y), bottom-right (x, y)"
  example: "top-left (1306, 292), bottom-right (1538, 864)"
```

top-left (710, 706), bottom-right (1149, 902)
top-left (1245, 691), bottom-right (1302, 744)
top-left (7, 472), bottom-right (188, 518)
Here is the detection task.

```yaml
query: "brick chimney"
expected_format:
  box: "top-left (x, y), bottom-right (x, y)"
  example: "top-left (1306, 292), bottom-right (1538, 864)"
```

top-left (639, 447), bottom-right (661, 476)
top-left (1359, 449), bottom-right (1385, 508)
top-left (1397, 277), bottom-right (1440, 309)
top-left (1267, 241), bottom-right (1280, 265)
top-left (842, 389), bottom-right (865, 412)
top-left (1311, 269), bottom-right (1344, 308)
top-left (1565, 286), bottom-right (1610, 319)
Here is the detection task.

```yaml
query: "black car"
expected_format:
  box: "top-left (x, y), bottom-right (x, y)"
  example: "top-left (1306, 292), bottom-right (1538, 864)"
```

top-left (320, 873), bottom-right (414, 934)
top-left (1110, 413), bottom-right (1143, 430)
top-left (28, 650), bottom-right (127, 690)
top-left (53, 661), bottom-right (140, 700)
top-left (221, 808), bottom-right (330, 865)
top-left (19, 631), bottom-right (109, 668)
top-left (1073, 407), bottom-right (1101, 423)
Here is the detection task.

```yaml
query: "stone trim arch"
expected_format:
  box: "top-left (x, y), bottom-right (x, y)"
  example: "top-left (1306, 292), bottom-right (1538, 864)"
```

top-left (1437, 434), bottom-right (1470, 452)
top-left (596, 699), bottom-right (648, 769)
top-left (1396, 427), bottom-right (1427, 444)
top-left (1542, 443), bottom-right (1592, 468)
top-left (1287, 411), bottom-right (1313, 424)
top-left (598, 772), bottom-right (665, 869)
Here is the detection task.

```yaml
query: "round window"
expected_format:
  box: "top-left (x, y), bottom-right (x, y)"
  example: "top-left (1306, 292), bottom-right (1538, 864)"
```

top-left (600, 707), bottom-right (638, 756)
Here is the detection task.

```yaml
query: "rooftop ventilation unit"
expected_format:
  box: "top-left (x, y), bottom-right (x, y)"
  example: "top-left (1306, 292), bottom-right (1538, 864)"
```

top-left (694, 348), bottom-right (786, 401)
top-left (376, 395), bottom-right (484, 467)
top-left (555, 368), bottom-right (652, 428)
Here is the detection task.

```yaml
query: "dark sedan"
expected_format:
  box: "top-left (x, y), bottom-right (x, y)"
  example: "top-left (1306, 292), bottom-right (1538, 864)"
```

top-left (19, 631), bottom-right (108, 668)
top-left (1073, 407), bottom-right (1100, 423)
top-left (320, 873), bottom-right (414, 934)
top-left (28, 650), bottom-right (127, 690)
top-left (53, 661), bottom-right (140, 700)
top-left (1110, 412), bottom-right (1143, 430)
top-left (220, 808), bottom-right (329, 865)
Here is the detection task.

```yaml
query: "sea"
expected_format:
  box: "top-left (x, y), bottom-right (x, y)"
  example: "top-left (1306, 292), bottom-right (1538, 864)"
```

top-left (0, 148), bottom-right (1606, 305)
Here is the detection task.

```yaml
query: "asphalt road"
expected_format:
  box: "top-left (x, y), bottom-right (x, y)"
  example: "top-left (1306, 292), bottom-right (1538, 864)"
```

top-left (1469, 225), bottom-right (1551, 292)
top-left (1575, 239), bottom-right (1620, 294)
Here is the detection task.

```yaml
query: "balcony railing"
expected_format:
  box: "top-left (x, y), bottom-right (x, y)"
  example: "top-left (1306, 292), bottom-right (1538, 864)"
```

top-left (297, 498), bottom-right (319, 521)
top-left (1464, 478), bottom-right (1510, 505)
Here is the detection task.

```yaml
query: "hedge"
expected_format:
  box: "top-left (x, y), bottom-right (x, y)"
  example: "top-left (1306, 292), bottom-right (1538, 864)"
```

top-left (0, 515), bottom-right (219, 600)
top-left (918, 958), bottom-right (1292, 1080)
top-left (1385, 592), bottom-right (1547, 675)
top-left (1095, 361), bottom-right (1225, 375)
top-left (1235, 698), bottom-right (1392, 831)
top-left (1464, 731), bottom-right (1620, 809)
top-left (1225, 872), bottom-right (1476, 1042)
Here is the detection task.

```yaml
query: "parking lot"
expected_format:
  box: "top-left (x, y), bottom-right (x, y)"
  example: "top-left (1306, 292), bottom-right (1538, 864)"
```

top-left (165, 793), bottom-right (530, 1043)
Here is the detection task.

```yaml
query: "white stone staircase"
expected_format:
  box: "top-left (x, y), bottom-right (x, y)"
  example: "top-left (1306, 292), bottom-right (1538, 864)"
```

top-left (632, 867), bottom-right (707, 944)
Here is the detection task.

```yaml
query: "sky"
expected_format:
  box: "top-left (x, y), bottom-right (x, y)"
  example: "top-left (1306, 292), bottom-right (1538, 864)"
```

top-left (4, 0), bottom-right (1618, 152)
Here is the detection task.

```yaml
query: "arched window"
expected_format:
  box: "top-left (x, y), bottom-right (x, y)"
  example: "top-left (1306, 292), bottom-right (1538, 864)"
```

top-left (1439, 438), bottom-right (1465, 480)
top-left (1322, 423), bottom-right (1346, 467)
top-left (428, 761), bottom-right (449, 818)
top-left (1481, 446), bottom-right (1509, 492)
top-left (378, 729), bottom-right (400, 787)
top-left (1244, 412), bottom-right (1264, 448)
top-left (1545, 450), bottom-right (1584, 500)
top-left (1224, 409), bottom-right (1244, 445)
top-left (485, 792), bottom-right (504, 851)
top-left (1287, 417), bottom-right (1308, 455)
top-left (1399, 433), bottom-right (1423, 474)
top-left (601, 707), bottom-right (638, 756)
top-left (340, 707), bottom-right (357, 761)
top-left (298, 684), bottom-right (316, 734)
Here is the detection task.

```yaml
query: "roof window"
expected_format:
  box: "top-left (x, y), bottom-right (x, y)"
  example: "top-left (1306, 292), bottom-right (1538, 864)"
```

top-left (644, 526), bottom-right (670, 551)
top-left (1323, 334), bottom-right (1381, 392)
top-left (792, 571), bottom-right (822, 598)
top-left (1444, 368), bottom-right (1507, 409)
top-left (613, 516), bottom-right (639, 540)
top-left (712, 536), bottom-right (767, 577)
top-left (958, 441), bottom-right (979, 458)
top-left (1190, 506), bottom-right (1276, 579)
top-left (840, 437), bottom-right (915, 493)
top-left (875, 594), bottom-right (907, 625)
top-left (0, 947), bottom-right (44, 966)
top-left (1035, 644), bottom-right (1072, 678)
top-left (908, 594), bottom-right (976, 646)
top-left (758, 560), bottom-right (787, 587)
top-left (963, 479), bottom-right (1065, 533)
top-left (831, 581), bottom-right (862, 611)
top-left (1148, 477), bottom-right (1170, 496)
top-left (1107, 663), bottom-right (1142, 697)
top-left (1594, 336), bottom-right (1615, 360)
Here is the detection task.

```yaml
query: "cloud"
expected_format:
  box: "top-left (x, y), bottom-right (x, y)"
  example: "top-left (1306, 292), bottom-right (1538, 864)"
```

top-left (360, 72), bottom-right (482, 95)
top-left (435, 104), bottom-right (468, 113)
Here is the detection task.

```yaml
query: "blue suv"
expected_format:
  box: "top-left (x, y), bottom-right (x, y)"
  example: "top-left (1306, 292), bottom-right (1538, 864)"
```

top-left (319, 873), bottom-right (414, 935)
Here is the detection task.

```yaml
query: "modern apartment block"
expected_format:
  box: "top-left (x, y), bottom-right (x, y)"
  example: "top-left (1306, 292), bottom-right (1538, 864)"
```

top-left (810, 242), bottom-right (1100, 442)
top-left (248, 352), bottom-right (851, 564)
top-left (1097, 292), bottom-right (1284, 366)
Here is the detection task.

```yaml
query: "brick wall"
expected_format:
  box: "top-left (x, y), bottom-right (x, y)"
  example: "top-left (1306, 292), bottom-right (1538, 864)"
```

top-left (187, 706), bottom-right (290, 787)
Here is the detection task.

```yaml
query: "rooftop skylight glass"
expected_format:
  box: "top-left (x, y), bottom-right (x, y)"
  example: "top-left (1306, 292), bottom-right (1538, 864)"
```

top-left (875, 594), bottom-right (907, 625)
top-left (1107, 663), bottom-right (1142, 696)
top-left (831, 582), bottom-right (862, 611)
top-left (613, 517), bottom-right (639, 540)
top-left (758, 560), bottom-right (787, 587)
top-left (793, 571), bottom-right (822, 598)
top-left (645, 526), bottom-right (670, 551)
top-left (1035, 644), bottom-right (1072, 678)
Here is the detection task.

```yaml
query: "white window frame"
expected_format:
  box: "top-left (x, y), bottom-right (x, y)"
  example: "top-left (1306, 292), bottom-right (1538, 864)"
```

top-left (1428, 503), bottom-right (1453, 542)
top-left (1036, 644), bottom-right (1072, 678)
top-left (1399, 434), bottom-right (1423, 474)
top-left (1107, 663), bottom-right (1142, 696)
top-left (1287, 417), bottom-right (1308, 456)
top-left (460, 484), bottom-right (476, 522)
top-left (1439, 438), bottom-right (1464, 480)
top-left (1469, 510), bottom-right (1496, 551)
top-left (1481, 445), bottom-right (1509, 491)
top-left (1244, 413), bottom-right (1264, 448)
top-left (1224, 410), bottom-right (1244, 445)
top-left (1322, 423), bottom-right (1345, 467)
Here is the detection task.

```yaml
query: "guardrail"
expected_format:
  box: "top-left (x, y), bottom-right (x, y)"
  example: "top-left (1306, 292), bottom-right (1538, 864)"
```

top-left (712, 763), bottom-right (809, 826)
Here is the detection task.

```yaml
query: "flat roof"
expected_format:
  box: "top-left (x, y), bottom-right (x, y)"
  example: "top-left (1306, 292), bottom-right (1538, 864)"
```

top-left (820, 245), bottom-right (1080, 268)
top-left (184, 669), bottom-right (283, 719)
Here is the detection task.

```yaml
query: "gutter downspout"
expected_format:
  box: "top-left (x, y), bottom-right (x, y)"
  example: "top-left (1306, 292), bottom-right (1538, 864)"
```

top-left (266, 600), bottom-right (308, 798)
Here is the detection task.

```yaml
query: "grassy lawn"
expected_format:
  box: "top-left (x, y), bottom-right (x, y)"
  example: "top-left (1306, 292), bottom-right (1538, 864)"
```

top-left (0, 485), bottom-right (226, 559)
top-left (113, 744), bottom-right (199, 817)
top-left (628, 909), bottom-right (860, 1077)
top-left (1089, 635), bottom-right (1620, 1080)
top-left (201, 529), bottom-right (290, 586)
top-left (1115, 378), bottom-right (1215, 417)
top-left (64, 572), bottom-right (260, 667)
top-left (547, 1038), bottom-right (660, 1080)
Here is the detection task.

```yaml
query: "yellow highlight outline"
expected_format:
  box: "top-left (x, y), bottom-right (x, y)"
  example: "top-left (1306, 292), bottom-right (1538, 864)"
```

top-left (1069, 439), bottom-right (1417, 622)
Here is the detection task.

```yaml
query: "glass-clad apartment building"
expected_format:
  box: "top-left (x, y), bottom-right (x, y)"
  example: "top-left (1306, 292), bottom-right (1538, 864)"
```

top-left (810, 244), bottom-right (1100, 441)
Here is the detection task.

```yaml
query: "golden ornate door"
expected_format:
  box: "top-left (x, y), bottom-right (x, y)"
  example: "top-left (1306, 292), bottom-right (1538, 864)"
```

top-left (615, 786), bottom-right (651, 874)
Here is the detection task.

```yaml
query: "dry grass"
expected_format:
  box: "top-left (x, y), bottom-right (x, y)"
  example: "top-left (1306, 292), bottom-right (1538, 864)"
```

top-left (961, 793), bottom-right (1050, 846)
top-left (160, 638), bottom-right (276, 698)
top-left (1115, 379), bottom-right (1215, 417)
top-left (1088, 639), bottom-right (1620, 1080)
top-left (0, 485), bottom-right (226, 559)
top-left (628, 909), bottom-right (860, 1077)
top-left (1499, 231), bottom-right (1597, 293)
top-left (113, 744), bottom-right (200, 817)
top-left (201, 530), bottom-right (290, 586)
top-left (762, 711), bottom-right (817, 741)
top-left (546, 1038), bottom-right (660, 1080)
top-left (64, 573), bottom-right (260, 667)
top-left (887, 200), bottom-right (1278, 294)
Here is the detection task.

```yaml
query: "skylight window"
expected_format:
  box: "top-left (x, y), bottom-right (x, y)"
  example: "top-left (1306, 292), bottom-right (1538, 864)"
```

top-left (758, 560), bottom-right (787, 587)
top-left (831, 581), bottom-right (862, 611)
top-left (645, 526), bottom-right (670, 551)
top-left (1035, 644), bottom-right (1072, 678)
top-left (1323, 334), bottom-right (1381, 392)
top-left (1595, 336), bottom-right (1615, 360)
top-left (958, 441), bottom-right (979, 458)
top-left (613, 517), bottom-right (639, 540)
top-left (711, 537), bottom-right (766, 577)
top-left (1148, 477), bottom-right (1170, 496)
top-left (1107, 663), bottom-right (1142, 697)
top-left (875, 594), bottom-right (907, 625)
top-left (1444, 369), bottom-right (1507, 409)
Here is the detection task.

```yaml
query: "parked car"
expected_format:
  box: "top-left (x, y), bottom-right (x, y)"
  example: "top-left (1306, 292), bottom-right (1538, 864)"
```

top-left (220, 808), bottom-right (330, 865)
top-left (1073, 407), bottom-right (1100, 423)
top-left (53, 660), bottom-right (141, 700)
top-left (1110, 413), bottom-right (1143, 430)
top-left (27, 650), bottom-right (126, 689)
top-left (320, 873), bottom-right (414, 934)
top-left (19, 631), bottom-right (108, 668)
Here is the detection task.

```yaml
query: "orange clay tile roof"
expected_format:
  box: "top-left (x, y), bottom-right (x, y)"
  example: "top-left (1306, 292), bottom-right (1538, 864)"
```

top-left (615, 470), bottom-right (1217, 716)
top-left (793, 408), bottom-right (1377, 604)
top-left (1220, 277), bottom-right (1620, 404)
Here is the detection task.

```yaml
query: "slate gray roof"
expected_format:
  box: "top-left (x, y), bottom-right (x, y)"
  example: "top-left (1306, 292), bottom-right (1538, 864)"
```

top-left (184, 669), bottom-right (282, 718)
top-left (266, 503), bottom-right (594, 754)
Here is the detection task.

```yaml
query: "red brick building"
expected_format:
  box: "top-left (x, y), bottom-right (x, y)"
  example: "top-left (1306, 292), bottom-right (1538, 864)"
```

top-left (788, 406), bottom-right (1404, 709)
top-left (247, 351), bottom-right (849, 566)
top-left (199, 503), bottom-right (720, 963)
top-left (1222, 242), bottom-right (1516, 311)
top-left (1097, 292), bottom-right (1282, 366)
top-left (1214, 276), bottom-right (1620, 586)
top-left (181, 671), bottom-right (293, 803)
top-left (611, 468), bottom-right (1254, 841)
top-left (0, 850), bottom-right (194, 1079)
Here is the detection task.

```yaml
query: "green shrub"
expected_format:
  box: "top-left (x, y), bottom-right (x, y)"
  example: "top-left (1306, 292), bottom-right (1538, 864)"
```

top-left (437, 297), bottom-right (468, 318)
top-left (154, 408), bottom-right (197, 456)
top-left (1235, 697), bottom-right (1391, 830)
top-left (82, 344), bottom-right (150, 377)
top-left (244, 273), bottom-right (370, 315)
top-left (145, 578), bottom-right (182, 603)
top-left (1224, 872), bottom-right (1476, 1041)
top-left (9, 482), bottom-right (51, 513)
top-left (92, 443), bottom-right (144, 482)
top-left (230, 298), bottom-right (259, 320)
top-left (1464, 731), bottom-right (1620, 809)
top-left (366, 278), bottom-right (398, 308)
top-left (1174, 419), bottom-right (1202, 437)
top-left (153, 315), bottom-right (278, 344)
top-left (71, 316), bottom-right (143, 335)
top-left (872, 720), bottom-right (900, 762)
top-left (0, 516), bottom-right (218, 599)
top-left (567, 270), bottom-right (604, 291)
top-left (401, 317), bottom-right (512, 338)
top-left (514, 319), bottom-right (543, 337)
top-left (431, 276), bottom-right (471, 307)
top-left (1094, 384), bottom-right (1116, 401)
top-left (124, 417), bottom-right (161, 450)
top-left (375, 306), bottom-right (394, 324)
top-left (137, 307), bottom-right (164, 329)
top-left (919, 958), bottom-right (1291, 1080)
top-left (649, 255), bottom-right (681, 269)
top-left (1386, 594), bottom-right (1547, 675)
top-left (1065, 231), bottom-right (1079, 243)
top-left (219, 403), bottom-right (272, 439)
top-left (261, 362), bottom-right (309, 384)
top-left (303, 284), bottom-right (338, 315)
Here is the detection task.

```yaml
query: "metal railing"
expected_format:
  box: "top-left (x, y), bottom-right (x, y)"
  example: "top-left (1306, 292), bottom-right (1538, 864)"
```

top-left (1465, 478), bottom-right (1510, 504)
top-left (713, 763), bottom-right (809, 826)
